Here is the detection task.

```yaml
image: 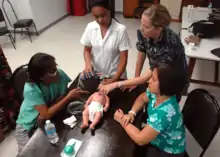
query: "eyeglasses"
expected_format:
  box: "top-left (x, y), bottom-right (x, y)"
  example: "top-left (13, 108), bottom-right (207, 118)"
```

top-left (47, 70), bottom-right (57, 77)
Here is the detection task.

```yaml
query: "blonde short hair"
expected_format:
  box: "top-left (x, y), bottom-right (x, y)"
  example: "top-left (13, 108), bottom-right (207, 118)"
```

top-left (143, 4), bottom-right (171, 28)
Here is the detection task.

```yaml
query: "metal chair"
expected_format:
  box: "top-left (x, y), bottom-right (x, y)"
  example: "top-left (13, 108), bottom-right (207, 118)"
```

top-left (183, 89), bottom-right (220, 157)
top-left (0, 8), bottom-right (15, 49)
top-left (2, 0), bottom-right (39, 43)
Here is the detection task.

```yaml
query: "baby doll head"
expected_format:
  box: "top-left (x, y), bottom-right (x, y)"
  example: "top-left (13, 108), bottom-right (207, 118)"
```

top-left (98, 90), bottom-right (105, 97)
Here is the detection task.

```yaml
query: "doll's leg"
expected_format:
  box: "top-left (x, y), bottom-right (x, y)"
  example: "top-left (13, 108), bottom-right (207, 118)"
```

top-left (80, 108), bottom-right (89, 129)
top-left (90, 112), bottom-right (102, 130)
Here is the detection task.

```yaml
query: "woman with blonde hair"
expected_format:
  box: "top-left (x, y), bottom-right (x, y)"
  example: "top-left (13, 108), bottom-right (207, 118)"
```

top-left (99, 4), bottom-right (188, 96)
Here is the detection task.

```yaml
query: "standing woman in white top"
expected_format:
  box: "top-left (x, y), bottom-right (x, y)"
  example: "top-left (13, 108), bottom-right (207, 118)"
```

top-left (80, 0), bottom-right (131, 87)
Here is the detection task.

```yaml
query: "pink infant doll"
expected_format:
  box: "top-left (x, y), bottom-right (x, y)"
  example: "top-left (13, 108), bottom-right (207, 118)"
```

top-left (80, 91), bottom-right (110, 130)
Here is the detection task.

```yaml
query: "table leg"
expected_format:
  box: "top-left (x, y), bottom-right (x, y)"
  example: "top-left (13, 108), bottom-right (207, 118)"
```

top-left (188, 58), bottom-right (196, 79)
top-left (214, 62), bottom-right (219, 83)
top-left (183, 58), bottom-right (196, 94)
top-left (0, 126), bottom-right (4, 143)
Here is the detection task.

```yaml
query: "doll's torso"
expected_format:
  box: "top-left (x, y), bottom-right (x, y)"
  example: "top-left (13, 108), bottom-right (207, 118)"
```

top-left (91, 92), bottom-right (106, 106)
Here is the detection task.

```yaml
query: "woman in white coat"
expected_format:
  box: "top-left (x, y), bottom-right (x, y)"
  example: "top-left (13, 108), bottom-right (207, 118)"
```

top-left (79, 0), bottom-right (131, 88)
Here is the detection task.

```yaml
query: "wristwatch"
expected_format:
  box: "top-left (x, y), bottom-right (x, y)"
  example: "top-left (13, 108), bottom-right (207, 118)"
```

top-left (128, 110), bottom-right (136, 117)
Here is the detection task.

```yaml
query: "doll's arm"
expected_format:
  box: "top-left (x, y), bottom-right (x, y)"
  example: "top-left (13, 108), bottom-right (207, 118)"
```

top-left (84, 94), bottom-right (93, 108)
top-left (104, 95), bottom-right (110, 112)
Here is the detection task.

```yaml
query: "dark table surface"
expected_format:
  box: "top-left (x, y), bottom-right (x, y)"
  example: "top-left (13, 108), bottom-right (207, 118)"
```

top-left (17, 77), bottom-right (146, 157)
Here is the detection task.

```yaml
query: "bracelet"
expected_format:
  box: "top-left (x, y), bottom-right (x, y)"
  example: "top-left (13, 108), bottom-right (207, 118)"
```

top-left (128, 111), bottom-right (136, 117)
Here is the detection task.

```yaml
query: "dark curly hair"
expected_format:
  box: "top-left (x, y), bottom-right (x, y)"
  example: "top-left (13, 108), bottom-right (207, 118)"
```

top-left (90, 0), bottom-right (115, 19)
top-left (28, 53), bottom-right (56, 83)
top-left (155, 63), bottom-right (188, 96)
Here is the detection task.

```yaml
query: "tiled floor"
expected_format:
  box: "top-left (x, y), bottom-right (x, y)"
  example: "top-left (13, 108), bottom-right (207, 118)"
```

top-left (0, 14), bottom-right (220, 157)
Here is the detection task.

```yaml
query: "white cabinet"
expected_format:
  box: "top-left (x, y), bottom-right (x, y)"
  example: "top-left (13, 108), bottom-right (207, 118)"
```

top-left (160, 0), bottom-right (182, 20)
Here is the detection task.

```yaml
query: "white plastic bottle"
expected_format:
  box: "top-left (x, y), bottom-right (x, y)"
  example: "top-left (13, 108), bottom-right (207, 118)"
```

top-left (208, 2), bottom-right (212, 9)
top-left (44, 120), bottom-right (59, 144)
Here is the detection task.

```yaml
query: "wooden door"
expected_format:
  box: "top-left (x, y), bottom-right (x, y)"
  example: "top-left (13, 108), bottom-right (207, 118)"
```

top-left (123, 0), bottom-right (139, 17)
top-left (123, 0), bottom-right (159, 17)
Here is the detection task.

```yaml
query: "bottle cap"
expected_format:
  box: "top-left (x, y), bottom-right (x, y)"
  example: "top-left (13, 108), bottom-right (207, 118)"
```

top-left (46, 120), bottom-right (51, 125)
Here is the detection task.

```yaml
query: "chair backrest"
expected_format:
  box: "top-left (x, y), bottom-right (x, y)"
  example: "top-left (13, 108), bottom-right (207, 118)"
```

top-left (12, 65), bottom-right (28, 102)
top-left (0, 8), bottom-right (6, 23)
top-left (182, 89), bottom-right (220, 157)
top-left (0, 8), bottom-right (10, 30)
top-left (2, 0), bottom-right (18, 27)
top-left (212, 0), bottom-right (220, 8)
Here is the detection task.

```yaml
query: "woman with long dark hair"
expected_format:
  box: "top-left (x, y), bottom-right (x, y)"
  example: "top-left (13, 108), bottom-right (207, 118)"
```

top-left (80, 0), bottom-right (131, 87)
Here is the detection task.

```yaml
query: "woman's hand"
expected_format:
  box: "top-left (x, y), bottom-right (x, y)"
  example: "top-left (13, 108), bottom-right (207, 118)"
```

top-left (98, 82), bottom-right (118, 94)
top-left (121, 113), bottom-right (135, 127)
top-left (101, 78), bottom-right (115, 85)
top-left (37, 115), bottom-right (46, 125)
top-left (114, 109), bottom-right (124, 123)
top-left (83, 65), bottom-right (94, 79)
top-left (66, 88), bottom-right (89, 100)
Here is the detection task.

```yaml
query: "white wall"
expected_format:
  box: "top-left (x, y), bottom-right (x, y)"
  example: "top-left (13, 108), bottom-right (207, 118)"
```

top-left (0, 0), bottom-right (33, 28)
top-left (11, 0), bottom-right (34, 19)
top-left (115, 0), bottom-right (123, 12)
top-left (160, 0), bottom-right (182, 19)
top-left (0, 0), bottom-right (67, 31)
top-left (30, 0), bottom-right (67, 30)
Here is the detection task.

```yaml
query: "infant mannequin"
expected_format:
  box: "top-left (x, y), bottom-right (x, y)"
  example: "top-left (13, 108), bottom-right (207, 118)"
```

top-left (80, 91), bottom-right (110, 130)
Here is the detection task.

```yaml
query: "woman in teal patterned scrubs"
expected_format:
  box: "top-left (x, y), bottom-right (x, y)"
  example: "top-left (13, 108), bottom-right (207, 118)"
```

top-left (114, 63), bottom-right (187, 157)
